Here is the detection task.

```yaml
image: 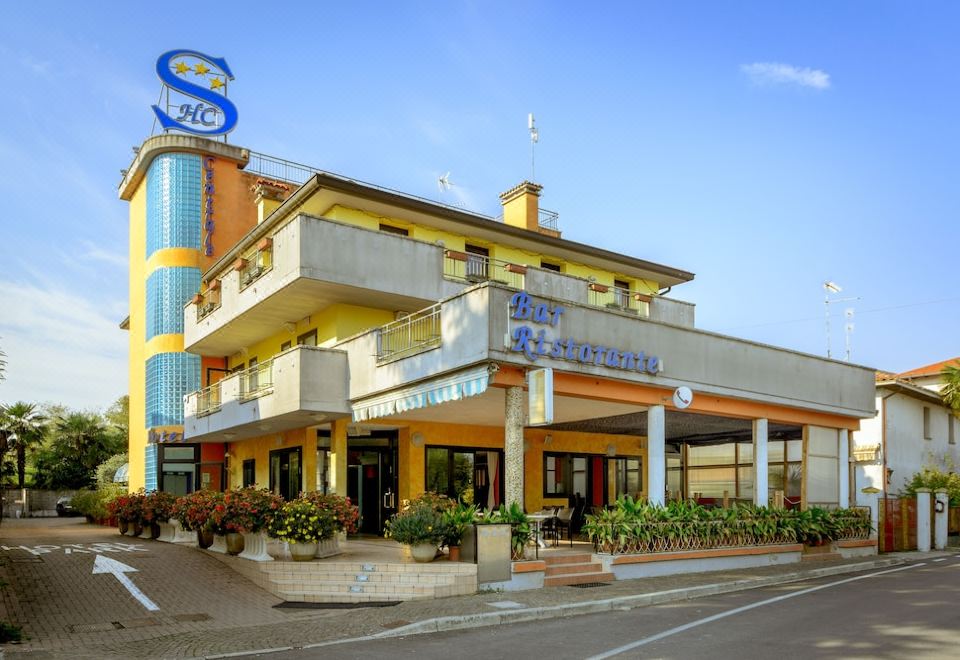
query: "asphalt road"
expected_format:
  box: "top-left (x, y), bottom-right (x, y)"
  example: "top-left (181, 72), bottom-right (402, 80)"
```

top-left (249, 556), bottom-right (960, 660)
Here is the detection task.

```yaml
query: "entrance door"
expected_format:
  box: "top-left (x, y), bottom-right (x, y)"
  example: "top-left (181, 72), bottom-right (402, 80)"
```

top-left (269, 447), bottom-right (302, 500)
top-left (347, 444), bottom-right (397, 535)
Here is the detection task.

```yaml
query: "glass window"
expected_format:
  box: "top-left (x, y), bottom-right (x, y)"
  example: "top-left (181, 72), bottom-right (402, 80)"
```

top-left (452, 452), bottom-right (475, 505)
top-left (767, 440), bottom-right (785, 462)
top-left (737, 466), bottom-right (754, 499)
top-left (465, 244), bottom-right (489, 279)
top-left (738, 442), bottom-right (753, 463)
top-left (540, 261), bottom-right (561, 272)
top-left (688, 443), bottom-right (736, 466)
top-left (242, 459), bottom-right (255, 488)
top-left (572, 457), bottom-right (587, 498)
top-left (426, 447), bottom-right (500, 509)
top-left (379, 223), bottom-right (408, 236)
top-left (545, 455), bottom-right (566, 495)
top-left (786, 440), bottom-right (802, 462)
top-left (612, 457), bottom-right (642, 498)
top-left (426, 448), bottom-right (449, 495)
top-left (297, 329), bottom-right (317, 347)
top-left (767, 464), bottom-right (785, 492)
top-left (163, 446), bottom-right (197, 461)
top-left (688, 467), bottom-right (736, 499)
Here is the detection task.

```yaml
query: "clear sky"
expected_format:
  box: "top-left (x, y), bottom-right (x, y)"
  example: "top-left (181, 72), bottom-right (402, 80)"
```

top-left (1, 2), bottom-right (958, 411)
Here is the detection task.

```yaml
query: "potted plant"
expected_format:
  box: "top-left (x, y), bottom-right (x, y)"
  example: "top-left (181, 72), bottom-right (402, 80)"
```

top-left (385, 502), bottom-right (445, 562)
top-left (173, 489), bottom-right (224, 549)
top-left (441, 500), bottom-right (478, 561)
top-left (206, 488), bottom-right (283, 555)
top-left (268, 498), bottom-right (336, 561)
top-left (304, 492), bottom-right (360, 535)
top-left (141, 491), bottom-right (178, 539)
top-left (107, 490), bottom-right (144, 536)
top-left (492, 502), bottom-right (532, 560)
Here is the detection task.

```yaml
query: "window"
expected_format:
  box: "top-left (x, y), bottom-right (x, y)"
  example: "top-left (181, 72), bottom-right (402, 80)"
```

top-left (464, 244), bottom-right (489, 280)
top-left (540, 261), bottom-right (561, 272)
top-left (247, 356), bottom-right (259, 393)
top-left (280, 340), bottom-right (292, 351)
top-left (242, 459), bottom-right (255, 488)
top-left (923, 406), bottom-right (932, 440)
top-left (269, 447), bottom-right (302, 500)
top-left (160, 444), bottom-right (199, 495)
top-left (611, 457), bottom-right (642, 499)
top-left (543, 452), bottom-right (609, 505)
top-left (425, 446), bottom-right (502, 509)
top-left (379, 223), bottom-right (408, 236)
top-left (231, 362), bottom-right (245, 373)
top-left (297, 329), bottom-right (317, 347)
top-left (614, 279), bottom-right (630, 308)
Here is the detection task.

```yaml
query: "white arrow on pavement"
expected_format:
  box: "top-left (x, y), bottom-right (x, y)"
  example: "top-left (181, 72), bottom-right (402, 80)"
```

top-left (92, 554), bottom-right (159, 611)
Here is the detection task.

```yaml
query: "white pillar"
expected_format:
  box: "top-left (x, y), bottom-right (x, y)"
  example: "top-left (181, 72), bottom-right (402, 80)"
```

top-left (647, 405), bottom-right (665, 506)
top-left (504, 386), bottom-right (525, 509)
top-left (752, 418), bottom-right (769, 507)
top-left (916, 488), bottom-right (931, 552)
top-left (838, 429), bottom-right (850, 508)
top-left (934, 488), bottom-right (949, 551)
top-left (861, 488), bottom-right (881, 540)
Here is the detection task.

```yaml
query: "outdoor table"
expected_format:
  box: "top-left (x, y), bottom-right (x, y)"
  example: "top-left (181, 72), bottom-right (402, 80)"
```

top-left (526, 512), bottom-right (557, 558)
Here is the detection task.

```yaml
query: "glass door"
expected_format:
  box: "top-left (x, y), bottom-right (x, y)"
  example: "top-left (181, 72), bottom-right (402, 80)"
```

top-left (269, 447), bottom-right (302, 500)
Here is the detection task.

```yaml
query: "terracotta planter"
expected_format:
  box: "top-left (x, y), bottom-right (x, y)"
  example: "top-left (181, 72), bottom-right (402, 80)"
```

top-left (197, 529), bottom-right (214, 549)
top-left (225, 532), bottom-right (245, 555)
top-left (448, 545), bottom-right (461, 562)
top-left (149, 522), bottom-right (161, 540)
top-left (410, 543), bottom-right (438, 563)
top-left (118, 520), bottom-right (129, 535)
top-left (289, 541), bottom-right (318, 561)
top-left (132, 522), bottom-right (144, 537)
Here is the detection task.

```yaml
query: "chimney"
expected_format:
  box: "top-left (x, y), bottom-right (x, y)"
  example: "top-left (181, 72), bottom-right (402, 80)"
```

top-left (252, 179), bottom-right (292, 224)
top-left (499, 181), bottom-right (542, 232)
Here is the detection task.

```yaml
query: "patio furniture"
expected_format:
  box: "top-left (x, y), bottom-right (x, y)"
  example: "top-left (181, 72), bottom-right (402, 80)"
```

top-left (555, 507), bottom-right (575, 547)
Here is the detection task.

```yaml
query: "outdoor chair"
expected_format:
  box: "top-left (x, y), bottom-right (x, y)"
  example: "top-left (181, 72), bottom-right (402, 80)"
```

top-left (555, 507), bottom-right (575, 547)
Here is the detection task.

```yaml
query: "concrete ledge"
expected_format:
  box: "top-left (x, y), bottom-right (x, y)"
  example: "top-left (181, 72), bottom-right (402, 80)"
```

top-left (512, 560), bottom-right (546, 573)
top-left (602, 544), bottom-right (803, 580)
top-left (836, 538), bottom-right (878, 558)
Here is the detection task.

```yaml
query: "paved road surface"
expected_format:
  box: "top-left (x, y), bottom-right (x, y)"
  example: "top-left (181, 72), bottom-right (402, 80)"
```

top-left (252, 556), bottom-right (960, 659)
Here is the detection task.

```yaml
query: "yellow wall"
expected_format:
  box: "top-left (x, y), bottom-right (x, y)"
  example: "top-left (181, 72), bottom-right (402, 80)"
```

top-left (128, 182), bottom-right (147, 492)
top-left (226, 427), bottom-right (318, 493)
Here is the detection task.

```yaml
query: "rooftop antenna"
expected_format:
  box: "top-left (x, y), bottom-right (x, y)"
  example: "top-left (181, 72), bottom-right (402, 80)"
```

top-left (822, 281), bottom-right (858, 359)
top-left (437, 171), bottom-right (453, 201)
top-left (528, 113), bottom-right (539, 181)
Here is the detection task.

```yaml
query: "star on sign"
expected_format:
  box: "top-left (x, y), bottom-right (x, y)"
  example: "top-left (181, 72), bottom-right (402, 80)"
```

top-left (194, 62), bottom-right (210, 76)
top-left (210, 77), bottom-right (224, 90)
top-left (174, 61), bottom-right (190, 75)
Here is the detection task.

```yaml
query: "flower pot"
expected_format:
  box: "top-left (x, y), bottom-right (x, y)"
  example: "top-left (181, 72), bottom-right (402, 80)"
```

top-left (314, 536), bottom-right (342, 559)
top-left (118, 520), bottom-right (129, 535)
top-left (448, 545), bottom-right (461, 562)
top-left (197, 529), bottom-right (214, 549)
top-left (132, 522), bottom-right (144, 537)
top-left (410, 543), bottom-right (438, 563)
top-left (149, 522), bottom-right (161, 540)
top-left (225, 532), bottom-right (245, 555)
top-left (288, 541), bottom-right (318, 561)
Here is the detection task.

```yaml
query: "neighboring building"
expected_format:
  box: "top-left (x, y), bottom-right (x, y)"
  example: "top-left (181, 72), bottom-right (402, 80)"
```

top-left (121, 133), bottom-right (876, 532)
top-left (853, 361), bottom-right (959, 505)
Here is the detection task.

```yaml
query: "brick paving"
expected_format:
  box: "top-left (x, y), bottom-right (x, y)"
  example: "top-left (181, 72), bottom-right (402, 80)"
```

top-left (0, 518), bottom-right (948, 659)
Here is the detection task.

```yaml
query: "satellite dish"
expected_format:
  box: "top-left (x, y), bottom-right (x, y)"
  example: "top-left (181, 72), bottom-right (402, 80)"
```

top-left (672, 386), bottom-right (693, 409)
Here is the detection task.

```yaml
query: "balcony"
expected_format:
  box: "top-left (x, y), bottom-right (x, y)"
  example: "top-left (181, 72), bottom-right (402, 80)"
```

top-left (376, 303), bottom-right (442, 364)
top-left (442, 251), bottom-right (526, 289)
top-left (183, 345), bottom-right (350, 442)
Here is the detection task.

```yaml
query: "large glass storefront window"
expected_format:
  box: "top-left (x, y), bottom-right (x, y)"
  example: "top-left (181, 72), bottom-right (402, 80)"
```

top-left (544, 452), bottom-right (642, 507)
top-left (426, 447), bottom-right (502, 509)
top-left (683, 440), bottom-right (801, 504)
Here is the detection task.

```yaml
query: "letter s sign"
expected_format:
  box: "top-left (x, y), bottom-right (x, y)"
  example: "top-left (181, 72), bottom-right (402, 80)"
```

top-left (151, 49), bottom-right (238, 136)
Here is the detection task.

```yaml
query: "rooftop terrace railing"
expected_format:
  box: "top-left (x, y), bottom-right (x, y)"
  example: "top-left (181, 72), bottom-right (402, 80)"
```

top-left (442, 251), bottom-right (525, 290)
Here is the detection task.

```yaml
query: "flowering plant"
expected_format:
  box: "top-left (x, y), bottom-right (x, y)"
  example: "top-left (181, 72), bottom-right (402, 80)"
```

top-left (140, 491), bottom-right (178, 524)
top-left (268, 498), bottom-right (337, 544)
top-left (173, 489), bottom-right (224, 532)
top-left (107, 490), bottom-right (145, 523)
top-left (304, 493), bottom-right (360, 534)
top-left (206, 488), bottom-right (283, 535)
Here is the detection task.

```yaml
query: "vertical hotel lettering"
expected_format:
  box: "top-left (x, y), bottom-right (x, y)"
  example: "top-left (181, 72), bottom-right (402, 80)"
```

top-left (203, 157), bottom-right (215, 256)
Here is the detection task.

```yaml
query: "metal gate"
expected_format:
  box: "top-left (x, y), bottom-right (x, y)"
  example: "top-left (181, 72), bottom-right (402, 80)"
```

top-left (879, 497), bottom-right (917, 552)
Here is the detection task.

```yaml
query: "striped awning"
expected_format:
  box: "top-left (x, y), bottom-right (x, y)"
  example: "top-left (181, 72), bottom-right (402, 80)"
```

top-left (352, 366), bottom-right (490, 423)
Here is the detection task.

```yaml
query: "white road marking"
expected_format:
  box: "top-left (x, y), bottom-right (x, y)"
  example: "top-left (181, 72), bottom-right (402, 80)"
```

top-left (587, 563), bottom-right (925, 660)
top-left (1, 542), bottom-right (147, 555)
top-left (933, 558), bottom-right (947, 562)
top-left (92, 554), bottom-right (159, 612)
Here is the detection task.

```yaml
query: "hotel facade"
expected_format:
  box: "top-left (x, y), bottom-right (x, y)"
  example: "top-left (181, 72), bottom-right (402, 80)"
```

top-left (121, 133), bottom-right (876, 535)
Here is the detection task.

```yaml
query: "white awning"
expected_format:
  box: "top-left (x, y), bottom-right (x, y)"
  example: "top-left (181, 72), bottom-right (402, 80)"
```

top-left (113, 463), bottom-right (129, 483)
top-left (352, 366), bottom-right (490, 423)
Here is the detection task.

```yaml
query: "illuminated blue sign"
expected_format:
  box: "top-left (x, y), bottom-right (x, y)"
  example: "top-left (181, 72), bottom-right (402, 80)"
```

top-left (508, 291), bottom-right (662, 375)
top-left (151, 49), bottom-right (238, 136)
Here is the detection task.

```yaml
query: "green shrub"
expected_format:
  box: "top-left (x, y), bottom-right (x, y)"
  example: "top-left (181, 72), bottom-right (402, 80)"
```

top-left (385, 502), bottom-right (445, 545)
top-left (0, 620), bottom-right (22, 642)
top-left (901, 465), bottom-right (960, 506)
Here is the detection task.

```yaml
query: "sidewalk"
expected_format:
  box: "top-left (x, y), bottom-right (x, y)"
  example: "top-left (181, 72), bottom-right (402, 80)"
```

top-left (5, 540), bottom-right (952, 659)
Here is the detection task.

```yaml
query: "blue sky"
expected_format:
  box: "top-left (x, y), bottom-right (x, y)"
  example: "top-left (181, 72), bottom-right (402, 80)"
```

top-left (1, 2), bottom-right (958, 410)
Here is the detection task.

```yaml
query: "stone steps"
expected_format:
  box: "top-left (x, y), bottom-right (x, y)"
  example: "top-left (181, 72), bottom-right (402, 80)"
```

top-left (544, 570), bottom-right (616, 587)
top-left (541, 552), bottom-right (612, 587)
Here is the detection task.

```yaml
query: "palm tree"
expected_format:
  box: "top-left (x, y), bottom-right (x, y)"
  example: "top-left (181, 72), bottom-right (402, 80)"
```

top-left (941, 361), bottom-right (960, 414)
top-left (53, 412), bottom-right (115, 474)
top-left (0, 402), bottom-right (47, 488)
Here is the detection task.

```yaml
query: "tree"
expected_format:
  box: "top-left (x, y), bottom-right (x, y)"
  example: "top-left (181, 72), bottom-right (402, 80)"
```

top-left (940, 361), bottom-right (960, 414)
top-left (104, 395), bottom-right (129, 447)
top-left (0, 402), bottom-right (47, 488)
top-left (53, 412), bottom-right (122, 475)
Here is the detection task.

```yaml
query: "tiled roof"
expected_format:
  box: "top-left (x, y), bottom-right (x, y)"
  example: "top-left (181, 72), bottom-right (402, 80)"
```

top-left (896, 357), bottom-right (960, 379)
top-left (875, 370), bottom-right (897, 382)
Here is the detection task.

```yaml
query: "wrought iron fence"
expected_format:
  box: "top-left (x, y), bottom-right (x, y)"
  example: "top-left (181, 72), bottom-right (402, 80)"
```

top-left (376, 304), bottom-right (442, 364)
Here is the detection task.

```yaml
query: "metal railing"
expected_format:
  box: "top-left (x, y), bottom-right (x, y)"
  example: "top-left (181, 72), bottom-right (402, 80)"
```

top-left (376, 304), bottom-right (442, 364)
top-left (196, 381), bottom-right (222, 416)
top-left (442, 252), bottom-right (525, 289)
top-left (538, 208), bottom-right (559, 231)
top-left (588, 284), bottom-right (651, 317)
top-left (239, 359), bottom-right (275, 400)
top-left (239, 246), bottom-right (273, 289)
top-left (196, 291), bottom-right (221, 321)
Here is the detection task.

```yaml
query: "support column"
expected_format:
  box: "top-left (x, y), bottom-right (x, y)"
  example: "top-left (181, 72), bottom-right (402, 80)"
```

top-left (916, 488), bottom-right (931, 552)
top-left (647, 405), bottom-right (665, 506)
top-left (329, 419), bottom-right (348, 496)
top-left (838, 429), bottom-right (850, 508)
top-left (504, 386), bottom-right (525, 509)
top-left (752, 418), bottom-right (769, 507)
top-left (934, 488), bottom-right (949, 550)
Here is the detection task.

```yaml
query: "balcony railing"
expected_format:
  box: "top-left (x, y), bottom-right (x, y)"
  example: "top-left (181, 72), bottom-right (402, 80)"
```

top-left (376, 304), bottom-right (441, 364)
top-left (588, 283), bottom-right (652, 317)
top-left (236, 241), bottom-right (273, 290)
top-left (538, 208), bottom-right (559, 231)
top-left (195, 381), bottom-right (222, 416)
top-left (442, 251), bottom-right (526, 289)
top-left (195, 289), bottom-right (221, 321)
top-left (239, 359), bottom-right (275, 400)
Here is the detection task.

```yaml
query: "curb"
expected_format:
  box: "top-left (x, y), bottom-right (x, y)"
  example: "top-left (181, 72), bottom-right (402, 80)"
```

top-left (204, 556), bottom-right (906, 658)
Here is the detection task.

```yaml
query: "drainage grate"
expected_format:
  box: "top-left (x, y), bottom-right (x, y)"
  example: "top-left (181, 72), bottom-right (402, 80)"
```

top-left (171, 613), bottom-right (212, 622)
top-left (273, 601), bottom-right (401, 610)
top-left (68, 622), bottom-right (122, 633)
top-left (115, 617), bottom-right (160, 629)
top-left (10, 557), bottom-right (43, 563)
top-left (569, 582), bottom-right (611, 589)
